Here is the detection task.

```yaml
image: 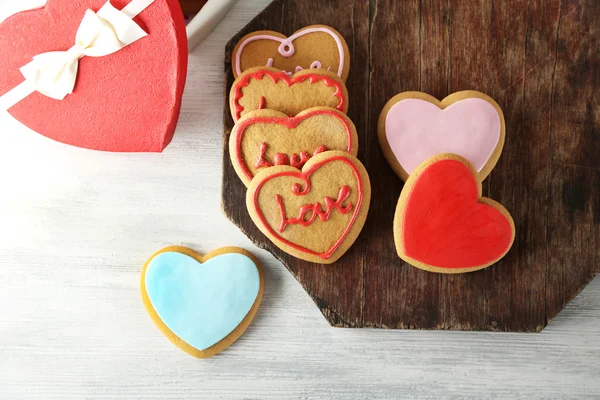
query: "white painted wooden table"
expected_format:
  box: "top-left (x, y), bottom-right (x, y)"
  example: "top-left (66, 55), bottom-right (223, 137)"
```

top-left (1, 1), bottom-right (599, 398)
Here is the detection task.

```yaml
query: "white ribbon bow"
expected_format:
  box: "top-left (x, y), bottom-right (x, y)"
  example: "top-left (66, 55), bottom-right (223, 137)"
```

top-left (1, 0), bottom-right (154, 109)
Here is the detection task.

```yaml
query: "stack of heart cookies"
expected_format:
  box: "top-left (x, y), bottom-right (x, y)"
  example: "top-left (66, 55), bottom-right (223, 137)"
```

top-left (378, 91), bottom-right (516, 273)
top-left (228, 25), bottom-right (371, 264)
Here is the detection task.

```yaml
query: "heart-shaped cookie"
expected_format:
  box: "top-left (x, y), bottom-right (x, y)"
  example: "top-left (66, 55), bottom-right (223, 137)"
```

top-left (229, 66), bottom-right (348, 122)
top-left (0, 0), bottom-right (187, 152)
top-left (378, 91), bottom-right (505, 181)
top-left (141, 246), bottom-right (264, 358)
top-left (247, 151), bottom-right (371, 264)
top-left (394, 154), bottom-right (515, 273)
top-left (229, 107), bottom-right (359, 186)
top-left (232, 24), bottom-right (350, 82)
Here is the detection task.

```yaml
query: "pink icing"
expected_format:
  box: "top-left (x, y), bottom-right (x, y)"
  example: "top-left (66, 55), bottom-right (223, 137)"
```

top-left (385, 98), bottom-right (501, 175)
top-left (234, 27), bottom-right (344, 77)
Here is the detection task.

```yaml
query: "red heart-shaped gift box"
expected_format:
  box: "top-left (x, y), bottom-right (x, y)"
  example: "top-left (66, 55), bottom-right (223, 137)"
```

top-left (0, 0), bottom-right (187, 152)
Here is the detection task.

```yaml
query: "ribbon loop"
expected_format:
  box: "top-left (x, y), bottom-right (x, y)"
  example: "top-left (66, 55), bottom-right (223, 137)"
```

top-left (20, 51), bottom-right (80, 100)
top-left (75, 8), bottom-right (125, 57)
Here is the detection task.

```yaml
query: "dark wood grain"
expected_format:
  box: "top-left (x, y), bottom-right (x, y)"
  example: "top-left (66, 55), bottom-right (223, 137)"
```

top-left (222, 0), bottom-right (600, 331)
top-left (178, 0), bottom-right (207, 15)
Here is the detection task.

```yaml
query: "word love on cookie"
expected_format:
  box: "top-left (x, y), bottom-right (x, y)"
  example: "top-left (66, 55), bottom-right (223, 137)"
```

top-left (394, 154), bottom-right (515, 273)
top-left (255, 142), bottom-right (327, 169)
top-left (230, 107), bottom-right (358, 186)
top-left (276, 185), bottom-right (353, 232)
top-left (247, 151), bottom-right (371, 264)
top-left (141, 246), bottom-right (264, 358)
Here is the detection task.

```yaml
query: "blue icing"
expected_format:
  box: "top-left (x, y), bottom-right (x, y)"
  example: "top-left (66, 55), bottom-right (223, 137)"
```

top-left (145, 251), bottom-right (260, 351)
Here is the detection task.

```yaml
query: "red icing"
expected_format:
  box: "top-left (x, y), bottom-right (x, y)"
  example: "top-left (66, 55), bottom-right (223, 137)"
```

top-left (0, 0), bottom-right (188, 152)
top-left (254, 142), bottom-right (273, 169)
top-left (258, 95), bottom-right (266, 110)
top-left (251, 155), bottom-right (364, 260)
top-left (255, 142), bottom-right (328, 171)
top-left (273, 153), bottom-right (289, 165)
top-left (289, 152), bottom-right (310, 168)
top-left (234, 109), bottom-right (353, 181)
top-left (231, 69), bottom-right (346, 121)
top-left (313, 145), bottom-right (327, 155)
top-left (402, 159), bottom-right (513, 269)
top-left (275, 185), bottom-right (353, 232)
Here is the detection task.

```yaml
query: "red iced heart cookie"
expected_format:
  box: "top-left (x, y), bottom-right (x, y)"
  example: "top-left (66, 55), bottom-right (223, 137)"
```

top-left (246, 151), bottom-right (371, 264)
top-left (229, 107), bottom-right (358, 186)
top-left (394, 154), bottom-right (515, 273)
top-left (0, 0), bottom-right (187, 152)
top-left (229, 66), bottom-right (348, 122)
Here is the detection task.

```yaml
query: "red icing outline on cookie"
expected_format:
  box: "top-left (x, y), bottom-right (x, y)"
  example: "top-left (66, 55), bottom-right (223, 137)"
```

top-left (231, 70), bottom-right (346, 121)
top-left (275, 185), bottom-right (353, 232)
top-left (402, 158), bottom-right (513, 269)
top-left (234, 109), bottom-right (354, 181)
top-left (251, 155), bottom-right (363, 260)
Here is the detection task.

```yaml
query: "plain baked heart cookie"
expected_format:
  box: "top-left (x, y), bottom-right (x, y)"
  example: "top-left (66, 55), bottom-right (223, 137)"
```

top-left (0, 0), bottom-right (187, 152)
top-left (378, 91), bottom-right (505, 181)
top-left (394, 154), bottom-right (515, 273)
top-left (229, 66), bottom-right (348, 122)
top-left (229, 107), bottom-right (359, 186)
top-left (232, 24), bottom-right (350, 82)
top-left (247, 151), bottom-right (371, 264)
top-left (141, 246), bottom-right (264, 358)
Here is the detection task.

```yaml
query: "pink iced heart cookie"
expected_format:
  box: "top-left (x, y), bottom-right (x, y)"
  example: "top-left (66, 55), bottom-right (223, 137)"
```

top-left (0, 0), bottom-right (187, 152)
top-left (378, 91), bottom-right (505, 181)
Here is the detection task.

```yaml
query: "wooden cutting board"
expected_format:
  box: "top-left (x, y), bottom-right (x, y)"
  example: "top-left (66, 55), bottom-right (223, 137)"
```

top-left (222, 0), bottom-right (599, 331)
top-left (178, 0), bottom-right (207, 15)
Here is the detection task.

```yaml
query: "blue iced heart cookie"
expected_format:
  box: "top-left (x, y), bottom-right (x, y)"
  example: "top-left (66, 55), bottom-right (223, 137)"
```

top-left (141, 246), bottom-right (263, 358)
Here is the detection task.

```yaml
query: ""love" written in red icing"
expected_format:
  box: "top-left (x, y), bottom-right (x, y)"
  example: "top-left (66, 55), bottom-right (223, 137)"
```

top-left (275, 185), bottom-right (353, 232)
top-left (255, 142), bottom-right (327, 170)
